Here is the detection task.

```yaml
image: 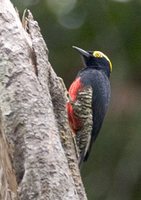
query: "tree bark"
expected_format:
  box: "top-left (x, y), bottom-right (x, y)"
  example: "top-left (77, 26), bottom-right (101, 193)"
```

top-left (0, 0), bottom-right (87, 199)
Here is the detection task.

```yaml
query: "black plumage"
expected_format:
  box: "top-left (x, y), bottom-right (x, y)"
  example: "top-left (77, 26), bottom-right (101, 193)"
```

top-left (78, 68), bottom-right (111, 161)
top-left (67, 46), bottom-right (112, 164)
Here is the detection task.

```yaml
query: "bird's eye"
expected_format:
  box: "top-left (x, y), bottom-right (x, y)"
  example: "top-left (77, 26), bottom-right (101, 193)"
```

top-left (93, 51), bottom-right (103, 58)
top-left (93, 51), bottom-right (112, 72)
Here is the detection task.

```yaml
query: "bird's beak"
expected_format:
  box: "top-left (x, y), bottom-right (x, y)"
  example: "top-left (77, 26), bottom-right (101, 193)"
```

top-left (72, 46), bottom-right (90, 57)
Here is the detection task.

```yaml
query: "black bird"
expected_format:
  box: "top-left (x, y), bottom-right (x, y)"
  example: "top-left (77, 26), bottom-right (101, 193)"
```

top-left (67, 46), bottom-right (112, 165)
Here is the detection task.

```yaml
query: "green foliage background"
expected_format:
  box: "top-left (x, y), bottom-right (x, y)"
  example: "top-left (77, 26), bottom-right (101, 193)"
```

top-left (11, 0), bottom-right (141, 199)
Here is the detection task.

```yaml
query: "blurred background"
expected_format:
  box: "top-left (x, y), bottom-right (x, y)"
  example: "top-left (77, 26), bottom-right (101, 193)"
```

top-left (11, 0), bottom-right (141, 199)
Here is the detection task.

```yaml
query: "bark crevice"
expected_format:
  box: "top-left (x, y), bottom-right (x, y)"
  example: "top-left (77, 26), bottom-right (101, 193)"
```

top-left (0, 1), bottom-right (87, 199)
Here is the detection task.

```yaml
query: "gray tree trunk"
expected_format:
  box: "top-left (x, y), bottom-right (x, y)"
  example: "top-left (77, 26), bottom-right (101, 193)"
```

top-left (0, 0), bottom-right (87, 199)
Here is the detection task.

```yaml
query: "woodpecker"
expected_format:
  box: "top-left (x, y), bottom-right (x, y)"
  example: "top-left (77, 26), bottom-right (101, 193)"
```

top-left (67, 46), bottom-right (112, 165)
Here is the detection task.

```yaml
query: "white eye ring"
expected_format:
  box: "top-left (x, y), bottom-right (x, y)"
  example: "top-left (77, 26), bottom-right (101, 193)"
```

top-left (93, 51), bottom-right (112, 72)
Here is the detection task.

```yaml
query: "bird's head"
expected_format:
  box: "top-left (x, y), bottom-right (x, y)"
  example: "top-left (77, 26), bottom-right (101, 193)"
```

top-left (73, 46), bottom-right (112, 77)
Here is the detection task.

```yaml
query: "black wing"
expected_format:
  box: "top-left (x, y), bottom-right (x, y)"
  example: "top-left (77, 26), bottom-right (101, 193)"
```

top-left (79, 69), bottom-right (111, 162)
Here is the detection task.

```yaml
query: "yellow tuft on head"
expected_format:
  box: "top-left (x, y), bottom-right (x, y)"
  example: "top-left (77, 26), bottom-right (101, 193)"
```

top-left (93, 51), bottom-right (112, 72)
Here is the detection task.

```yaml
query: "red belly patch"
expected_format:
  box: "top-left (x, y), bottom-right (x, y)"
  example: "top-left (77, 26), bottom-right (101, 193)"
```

top-left (67, 77), bottom-right (83, 133)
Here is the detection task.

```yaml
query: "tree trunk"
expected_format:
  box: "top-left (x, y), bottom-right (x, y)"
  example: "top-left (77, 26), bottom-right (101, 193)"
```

top-left (0, 0), bottom-right (87, 199)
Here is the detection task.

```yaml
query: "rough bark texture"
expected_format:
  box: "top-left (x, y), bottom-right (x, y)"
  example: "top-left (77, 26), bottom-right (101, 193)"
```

top-left (0, 0), bottom-right (87, 199)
